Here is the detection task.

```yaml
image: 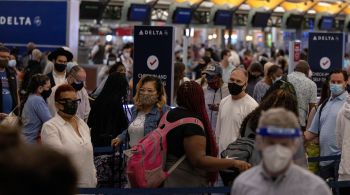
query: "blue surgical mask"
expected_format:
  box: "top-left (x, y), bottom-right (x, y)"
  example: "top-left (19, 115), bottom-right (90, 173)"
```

top-left (330, 84), bottom-right (344, 96)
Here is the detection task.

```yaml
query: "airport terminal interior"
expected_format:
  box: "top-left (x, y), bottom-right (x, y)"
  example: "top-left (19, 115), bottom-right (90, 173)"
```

top-left (1, 0), bottom-right (350, 194)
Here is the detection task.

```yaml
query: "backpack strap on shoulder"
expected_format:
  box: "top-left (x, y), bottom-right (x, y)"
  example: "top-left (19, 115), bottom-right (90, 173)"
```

top-left (166, 117), bottom-right (204, 132)
top-left (158, 111), bottom-right (170, 127)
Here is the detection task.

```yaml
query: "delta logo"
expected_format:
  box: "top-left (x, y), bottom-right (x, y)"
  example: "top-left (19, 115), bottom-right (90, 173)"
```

top-left (0, 16), bottom-right (42, 27)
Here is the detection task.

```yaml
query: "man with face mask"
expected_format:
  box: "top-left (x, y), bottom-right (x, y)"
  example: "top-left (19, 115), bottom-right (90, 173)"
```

top-left (47, 47), bottom-right (73, 88)
top-left (202, 63), bottom-right (230, 131)
top-left (47, 66), bottom-right (90, 122)
top-left (216, 68), bottom-right (258, 154)
top-left (0, 46), bottom-right (18, 118)
top-left (117, 44), bottom-right (133, 80)
top-left (231, 108), bottom-right (331, 195)
top-left (305, 69), bottom-right (348, 181)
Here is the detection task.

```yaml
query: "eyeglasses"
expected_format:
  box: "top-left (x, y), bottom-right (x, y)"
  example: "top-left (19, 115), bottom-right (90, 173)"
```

top-left (139, 88), bottom-right (156, 94)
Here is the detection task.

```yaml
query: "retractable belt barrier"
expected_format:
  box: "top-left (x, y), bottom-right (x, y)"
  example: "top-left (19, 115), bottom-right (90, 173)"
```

top-left (93, 147), bottom-right (115, 154)
top-left (90, 148), bottom-right (349, 194)
top-left (307, 155), bottom-right (341, 162)
top-left (79, 187), bottom-right (231, 194)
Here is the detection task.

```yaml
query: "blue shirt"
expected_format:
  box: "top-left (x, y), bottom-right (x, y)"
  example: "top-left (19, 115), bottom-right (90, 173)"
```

top-left (22, 94), bottom-right (52, 144)
top-left (0, 71), bottom-right (12, 113)
top-left (309, 91), bottom-right (348, 166)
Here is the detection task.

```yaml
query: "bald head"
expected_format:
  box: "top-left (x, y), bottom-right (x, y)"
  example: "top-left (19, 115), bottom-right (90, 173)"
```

top-left (294, 60), bottom-right (310, 76)
top-left (230, 67), bottom-right (248, 84)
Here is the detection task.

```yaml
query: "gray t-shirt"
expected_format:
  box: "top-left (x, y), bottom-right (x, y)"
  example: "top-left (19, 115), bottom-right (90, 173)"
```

top-left (253, 80), bottom-right (270, 103)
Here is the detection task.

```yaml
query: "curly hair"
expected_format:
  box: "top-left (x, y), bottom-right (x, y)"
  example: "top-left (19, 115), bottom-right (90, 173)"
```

top-left (240, 88), bottom-right (299, 138)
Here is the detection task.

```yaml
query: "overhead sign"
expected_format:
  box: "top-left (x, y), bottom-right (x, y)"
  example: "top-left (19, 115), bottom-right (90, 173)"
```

top-left (308, 32), bottom-right (344, 94)
top-left (0, 1), bottom-right (67, 47)
top-left (133, 26), bottom-right (174, 105)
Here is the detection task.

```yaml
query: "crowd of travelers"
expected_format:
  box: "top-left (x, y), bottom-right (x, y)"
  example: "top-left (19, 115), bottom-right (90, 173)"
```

top-left (1, 40), bottom-right (350, 195)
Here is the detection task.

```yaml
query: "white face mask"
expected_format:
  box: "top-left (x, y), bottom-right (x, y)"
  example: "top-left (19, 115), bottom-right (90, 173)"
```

top-left (108, 60), bottom-right (116, 66)
top-left (262, 144), bottom-right (293, 174)
top-left (272, 76), bottom-right (282, 84)
top-left (8, 59), bottom-right (16, 68)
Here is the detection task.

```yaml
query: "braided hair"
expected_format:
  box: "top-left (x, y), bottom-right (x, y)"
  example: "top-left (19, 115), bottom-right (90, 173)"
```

top-left (176, 81), bottom-right (218, 183)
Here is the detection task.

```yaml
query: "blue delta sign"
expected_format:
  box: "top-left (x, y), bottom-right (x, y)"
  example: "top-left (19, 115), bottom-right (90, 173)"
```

top-left (0, 0), bottom-right (67, 48)
top-left (308, 32), bottom-right (344, 94)
top-left (133, 26), bottom-right (174, 105)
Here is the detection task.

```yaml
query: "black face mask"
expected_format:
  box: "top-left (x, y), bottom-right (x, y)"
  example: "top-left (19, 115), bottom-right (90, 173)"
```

top-left (41, 88), bottom-right (52, 99)
top-left (58, 100), bottom-right (79, 116)
top-left (346, 84), bottom-right (350, 93)
top-left (71, 82), bottom-right (84, 91)
top-left (228, 82), bottom-right (245, 96)
top-left (54, 63), bottom-right (67, 72)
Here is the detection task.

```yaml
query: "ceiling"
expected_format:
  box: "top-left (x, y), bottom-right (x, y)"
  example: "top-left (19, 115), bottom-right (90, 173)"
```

top-left (81, 0), bottom-right (350, 15)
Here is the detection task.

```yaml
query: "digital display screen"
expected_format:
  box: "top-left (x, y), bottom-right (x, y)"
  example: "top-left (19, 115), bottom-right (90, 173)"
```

top-left (214, 10), bottom-right (233, 26)
top-left (80, 2), bottom-right (103, 19)
top-left (286, 14), bottom-right (304, 29)
top-left (319, 16), bottom-right (334, 30)
top-left (127, 4), bottom-right (151, 22)
top-left (173, 8), bottom-right (193, 24)
top-left (252, 12), bottom-right (271, 28)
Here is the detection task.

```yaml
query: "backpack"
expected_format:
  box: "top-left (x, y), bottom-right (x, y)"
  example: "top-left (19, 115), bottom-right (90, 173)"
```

top-left (126, 111), bottom-right (204, 188)
top-left (219, 137), bottom-right (255, 186)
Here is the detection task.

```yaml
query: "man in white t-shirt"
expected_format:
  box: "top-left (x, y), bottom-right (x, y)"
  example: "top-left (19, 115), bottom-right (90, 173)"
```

top-left (216, 68), bottom-right (258, 153)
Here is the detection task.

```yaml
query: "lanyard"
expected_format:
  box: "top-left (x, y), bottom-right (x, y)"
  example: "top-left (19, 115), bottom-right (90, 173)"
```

top-left (210, 87), bottom-right (222, 123)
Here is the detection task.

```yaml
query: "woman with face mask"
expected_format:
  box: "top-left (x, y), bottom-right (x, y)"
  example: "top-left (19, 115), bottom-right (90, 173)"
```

top-left (21, 74), bottom-right (52, 144)
top-left (232, 108), bottom-right (331, 195)
top-left (41, 84), bottom-right (97, 188)
top-left (112, 76), bottom-right (170, 148)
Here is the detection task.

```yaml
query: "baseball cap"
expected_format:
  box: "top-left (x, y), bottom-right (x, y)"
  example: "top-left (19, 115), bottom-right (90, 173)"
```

top-left (203, 63), bottom-right (222, 76)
